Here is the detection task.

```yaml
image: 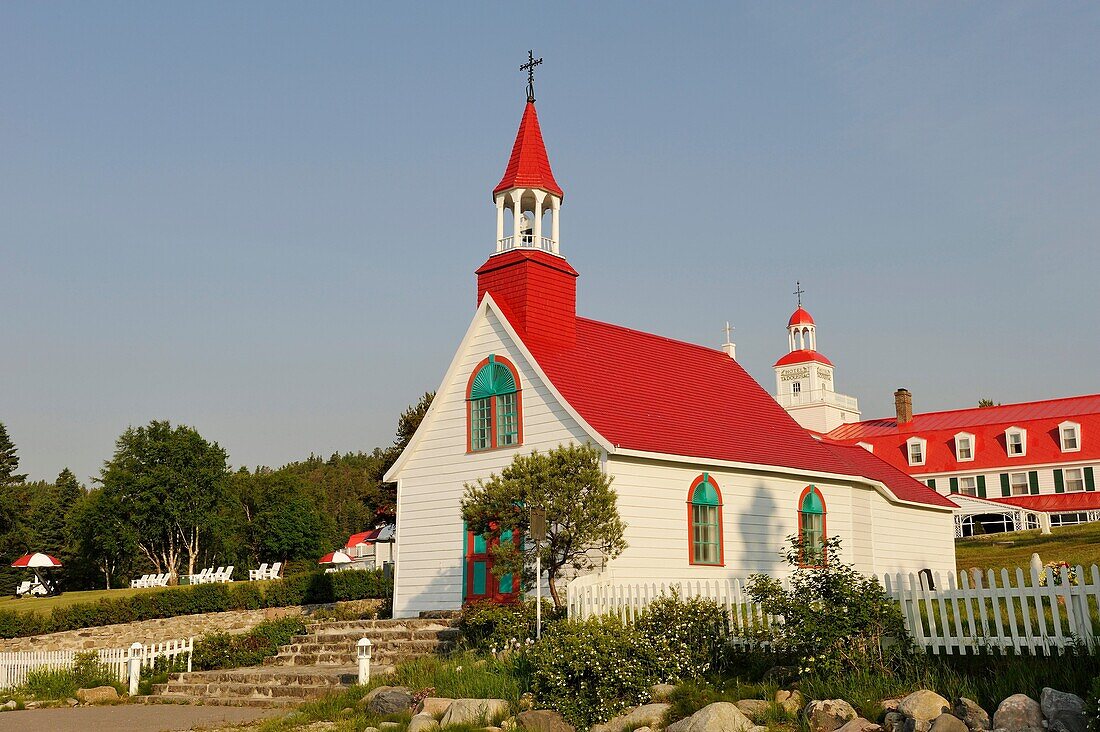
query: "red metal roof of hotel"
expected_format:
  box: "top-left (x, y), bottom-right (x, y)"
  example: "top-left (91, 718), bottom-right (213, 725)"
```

top-left (825, 394), bottom-right (1100, 473)
top-left (774, 349), bottom-right (833, 368)
top-left (989, 492), bottom-right (1100, 513)
top-left (819, 442), bottom-right (956, 507)
top-left (516, 316), bottom-right (949, 507)
top-left (493, 102), bottom-right (563, 199)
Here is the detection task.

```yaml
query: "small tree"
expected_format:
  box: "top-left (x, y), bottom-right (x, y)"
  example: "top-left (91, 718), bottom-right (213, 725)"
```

top-left (0, 422), bottom-right (27, 488)
top-left (460, 443), bottom-right (626, 608)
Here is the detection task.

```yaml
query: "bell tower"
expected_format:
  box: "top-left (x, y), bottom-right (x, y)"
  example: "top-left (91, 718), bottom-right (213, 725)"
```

top-left (477, 52), bottom-right (577, 348)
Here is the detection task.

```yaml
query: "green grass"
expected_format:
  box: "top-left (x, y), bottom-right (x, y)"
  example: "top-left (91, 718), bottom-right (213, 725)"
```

top-left (0, 586), bottom-right (171, 615)
top-left (956, 521), bottom-right (1100, 573)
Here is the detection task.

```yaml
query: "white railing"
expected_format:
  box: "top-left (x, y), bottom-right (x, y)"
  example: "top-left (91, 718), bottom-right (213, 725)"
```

top-left (567, 566), bottom-right (1100, 655)
top-left (0, 637), bottom-right (193, 691)
top-left (775, 389), bottom-right (859, 411)
top-left (496, 234), bottom-right (556, 253)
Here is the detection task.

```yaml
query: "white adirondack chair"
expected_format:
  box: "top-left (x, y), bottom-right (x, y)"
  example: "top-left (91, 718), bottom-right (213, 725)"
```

top-left (15, 581), bottom-right (32, 596)
top-left (189, 568), bottom-right (209, 585)
top-left (130, 574), bottom-right (149, 588)
top-left (218, 566), bottom-right (234, 583)
top-left (267, 562), bottom-right (282, 579)
top-left (249, 563), bottom-right (268, 581)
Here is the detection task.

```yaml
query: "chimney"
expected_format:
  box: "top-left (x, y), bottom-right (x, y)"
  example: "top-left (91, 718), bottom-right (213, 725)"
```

top-left (894, 388), bottom-right (913, 425)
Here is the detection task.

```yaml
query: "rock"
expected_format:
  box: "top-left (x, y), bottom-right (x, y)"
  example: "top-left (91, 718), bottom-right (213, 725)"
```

top-left (899, 691), bottom-right (952, 723)
top-left (837, 719), bottom-right (883, 732)
top-left (484, 727), bottom-right (502, 732)
top-left (364, 727), bottom-right (381, 732)
top-left (881, 699), bottom-right (904, 714)
top-left (366, 686), bottom-right (394, 702)
top-left (66, 698), bottom-right (78, 708)
top-left (368, 687), bottom-right (414, 716)
top-left (735, 700), bottom-right (771, 723)
top-left (805, 700), bottom-right (859, 732)
top-left (953, 699), bottom-right (991, 732)
top-left (929, 714), bottom-right (968, 732)
top-left (592, 705), bottom-right (672, 732)
top-left (651, 684), bottom-right (678, 703)
top-left (440, 699), bottom-right (511, 728)
top-left (419, 698), bottom-right (455, 717)
top-left (0, 700), bottom-right (16, 711)
top-left (901, 720), bottom-right (931, 732)
top-left (992, 695), bottom-right (1043, 732)
top-left (1041, 688), bottom-right (1086, 732)
top-left (408, 714), bottom-right (440, 732)
top-left (777, 690), bottom-right (805, 717)
top-left (883, 712), bottom-right (905, 732)
top-left (76, 686), bottom-right (119, 704)
top-left (516, 710), bottom-right (576, 732)
top-left (664, 702), bottom-right (754, 732)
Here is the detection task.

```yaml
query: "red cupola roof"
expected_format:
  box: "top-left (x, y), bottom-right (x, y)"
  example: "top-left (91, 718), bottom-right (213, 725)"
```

top-left (788, 307), bottom-right (815, 327)
top-left (493, 102), bottom-right (564, 200)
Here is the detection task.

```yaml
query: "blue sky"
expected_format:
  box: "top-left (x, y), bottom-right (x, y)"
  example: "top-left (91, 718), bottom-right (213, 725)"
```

top-left (3, 3), bottom-right (1099, 483)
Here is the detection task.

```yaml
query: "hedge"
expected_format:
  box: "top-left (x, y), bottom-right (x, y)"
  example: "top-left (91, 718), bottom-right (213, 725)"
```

top-left (0, 569), bottom-right (392, 639)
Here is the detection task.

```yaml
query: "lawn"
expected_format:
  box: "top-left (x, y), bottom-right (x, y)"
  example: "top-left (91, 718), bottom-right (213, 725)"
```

top-left (955, 520), bottom-right (1100, 572)
top-left (0, 585), bottom-right (170, 615)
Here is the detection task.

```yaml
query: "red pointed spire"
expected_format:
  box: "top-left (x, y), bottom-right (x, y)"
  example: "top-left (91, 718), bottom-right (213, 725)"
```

top-left (493, 101), bottom-right (564, 200)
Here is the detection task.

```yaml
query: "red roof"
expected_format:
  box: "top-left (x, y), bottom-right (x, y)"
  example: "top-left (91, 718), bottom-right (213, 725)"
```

top-left (512, 315), bottom-right (947, 508)
top-left (788, 307), bottom-right (815, 327)
top-left (493, 102), bottom-right (563, 199)
top-left (346, 530), bottom-right (381, 548)
top-left (825, 394), bottom-right (1100, 474)
top-left (990, 492), bottom-right (1100, 513)
top-left (819, 442), bottom-right (956, 507)
top-left (774, 349), bottom-right (833, 367)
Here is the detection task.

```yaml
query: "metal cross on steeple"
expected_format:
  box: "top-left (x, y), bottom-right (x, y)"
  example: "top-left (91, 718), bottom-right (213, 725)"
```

top-left (723, 321), bottom-right (735, 344)
top-left (521, 50), bottom-right (543, 102)
top-left (793, 281), bottom-right (805, 307)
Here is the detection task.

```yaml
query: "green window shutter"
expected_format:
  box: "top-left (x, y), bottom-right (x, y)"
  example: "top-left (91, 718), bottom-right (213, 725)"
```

top-left (977, 475), bottom-right (987, 498)
top-left (999, 473), bottom-right (1010, 497)
top-left (1054, 469), bottom-right (1065, 494)
top-left (926, 479), bottom-right (936, 489)
top-left (949, 477), bottom-right (959, 494)
top-left (1086, 467), bottom-right (1096, 492)
top-left (1028, 471), bottom-right (1040, 495)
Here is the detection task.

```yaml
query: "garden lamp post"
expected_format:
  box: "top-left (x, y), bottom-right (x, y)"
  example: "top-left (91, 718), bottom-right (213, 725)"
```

top-left (357, 637), bottom-right (373, 684)
top-left (530, 507), bottom-right (547, 639)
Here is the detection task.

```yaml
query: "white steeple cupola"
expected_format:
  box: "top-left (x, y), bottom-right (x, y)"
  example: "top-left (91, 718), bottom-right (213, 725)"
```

top-left (772, 285), bottom-right (861, 434)
top-left (491, 52), bottom-right (564, 257)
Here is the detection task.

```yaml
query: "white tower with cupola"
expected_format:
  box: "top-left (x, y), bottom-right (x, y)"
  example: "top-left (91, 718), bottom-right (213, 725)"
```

top-left (773, 285), bottom-right (860, 434)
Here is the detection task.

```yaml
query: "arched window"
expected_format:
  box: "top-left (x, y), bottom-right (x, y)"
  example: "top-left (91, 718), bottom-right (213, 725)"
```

top-left (798, 485), bottom-right (826, 566)
top-left (688, 473), bottom-right (723, 566)
top-left (466, 355), bottom-right (522, 452)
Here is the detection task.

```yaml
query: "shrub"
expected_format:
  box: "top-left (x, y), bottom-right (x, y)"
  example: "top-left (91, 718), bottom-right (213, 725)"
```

top-left (20, 651), bottom-right (121, 700)
top-left (747, 536), bottom-right (908, 677)
top-left (192, 616), bottom-right (306, 671)
top-left (1089, 675), bottom-right (1100, 732)
top-left (526, 616), bottom-right (663, 730)
top-left (458, 599), bottom-right (559, 654)
top-left (635, 592), bottom-right (727, 680)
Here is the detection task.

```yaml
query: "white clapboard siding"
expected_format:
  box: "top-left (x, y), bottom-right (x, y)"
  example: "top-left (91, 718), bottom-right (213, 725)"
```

top-left (0, 637), bottom-right (192, 690)
top-left (568, 566), bottom-right (1100, 656)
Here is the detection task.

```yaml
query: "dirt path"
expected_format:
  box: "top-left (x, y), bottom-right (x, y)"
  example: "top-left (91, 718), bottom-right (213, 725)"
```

top-left (0, 704), bottom-right (283, 732)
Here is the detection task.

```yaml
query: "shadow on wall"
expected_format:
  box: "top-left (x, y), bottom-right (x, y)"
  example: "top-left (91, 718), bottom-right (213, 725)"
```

top-left (736, 477), bottom-right (793, 578)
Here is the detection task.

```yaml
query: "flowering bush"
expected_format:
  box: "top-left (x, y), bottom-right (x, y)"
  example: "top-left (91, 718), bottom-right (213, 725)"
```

top-left (526, 616), bottom-right (663, 730)
top-left (458, 599), bottom-right (559, 654)
top-left (746, 536), bottom-right (908, 676)
top-left (635, 592), bottom-right (727, 680)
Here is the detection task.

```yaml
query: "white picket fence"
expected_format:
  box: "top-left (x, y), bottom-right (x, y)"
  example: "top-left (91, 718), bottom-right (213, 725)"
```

top-left (566, 565), bottom-right (1100, 655)
top-left (0, 637), bottom-right (193, 691)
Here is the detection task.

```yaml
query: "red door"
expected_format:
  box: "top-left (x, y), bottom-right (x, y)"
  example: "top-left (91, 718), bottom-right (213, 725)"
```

top-left (464, 527), bottom-right (520, 604)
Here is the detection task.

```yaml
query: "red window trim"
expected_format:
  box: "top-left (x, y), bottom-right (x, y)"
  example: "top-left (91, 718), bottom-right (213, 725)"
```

top-left (796, 484), bottom-right (828, 568)
top-left (465, 354), bottom-right (524, 454)
top-left (686, 473), bottom-right (725, 567)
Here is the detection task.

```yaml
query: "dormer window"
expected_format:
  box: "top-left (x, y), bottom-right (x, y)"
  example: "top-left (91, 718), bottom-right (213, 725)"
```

top-left (907, 437), bottom-right (926, 467)
top-left (954, 432), bottom-right (975, 462)
top-left (1060, 421), bottom-right (1081, 452)
top-left (857, 442), bottom-right (874, 453)
top-left (1006, 428), bottom-right (1026, 457)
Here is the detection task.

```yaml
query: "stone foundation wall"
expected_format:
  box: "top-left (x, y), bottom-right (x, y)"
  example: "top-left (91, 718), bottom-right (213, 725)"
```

top-left (0, 599), bottom-right (385, 652)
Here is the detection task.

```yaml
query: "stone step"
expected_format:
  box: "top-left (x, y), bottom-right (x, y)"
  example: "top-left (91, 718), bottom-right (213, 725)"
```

top-left (167, 666), bottom-right (354, 686)
top-left (306, 618), bottom-right (456, 632)
top-left (267, 650), bottom-right (419, 667)
top-left (146, 693), bottom-right (304, 708)
top-left (279, 638), bottom-right (451, 654)
top-left (157, 682), bottom-right (335, 699)
top-left (305, 627), bottom-right (460, 641)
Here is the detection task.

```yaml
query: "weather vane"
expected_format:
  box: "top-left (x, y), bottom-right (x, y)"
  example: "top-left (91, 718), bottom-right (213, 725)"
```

top-left (794, 281), bottom-right (805, 308)
top-left (521, 50), bottom-right (543, 102)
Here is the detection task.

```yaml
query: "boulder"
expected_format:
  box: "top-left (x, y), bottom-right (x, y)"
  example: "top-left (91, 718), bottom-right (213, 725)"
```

top-left (441, 699), bottom-right (511, 728)
top-left (735, 700), bottom-right (771, 723)
top-left (899, 691), bottom-right (952, 723)
top-left (952, 698), bottom-right (991, 732)
top-left (836, 719), bottom-right (883, 732)
top-left (992, 695), bottom-right (1043, 732)
top-left (1, 700), bottom-right (16, 712)
top-left (881, 699), bottom-right (904, 714)
top-left (369, 688), bottom-right (415, 716)
top-left (365, 727), bottom-right (381, 732)
top-left (665, 702), bottom-right (754, 732)
top-left (419, 698), bottom-right (455, 717)
top-left (66, 698), bottom-right (78, 708)
top-left (929, 714), bottom-right (968, 732)
top-left (883, 712), bottom-right (905, 732)
top-left (901, 719), bottom-right (930, 732)
top-left (408, 714), bottom-right (440, 732)
top-left (516, 710), bottom-right (576, 732)
top-left (651, 684), bottom-right (678, 703)
top-left (805, 700), bottom-right (859, 732)
top-left (76, 686), bottom-right (119, 704)
top-left (776, 690), bottom-right (805, 717)
top-left (592, 705), bottom-right (672, 732)
top-left (1041, 688), bottom-right (1086, 732)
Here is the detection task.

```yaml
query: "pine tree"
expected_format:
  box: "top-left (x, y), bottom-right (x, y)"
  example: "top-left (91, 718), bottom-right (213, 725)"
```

top-left (0, 422), bottom-right (27, 487)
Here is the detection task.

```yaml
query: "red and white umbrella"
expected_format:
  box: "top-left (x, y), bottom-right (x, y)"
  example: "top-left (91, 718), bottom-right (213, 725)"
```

top-left (318, 550), bottom-right (352, 565)
top-left (11, 553), bottom-right (62, 569)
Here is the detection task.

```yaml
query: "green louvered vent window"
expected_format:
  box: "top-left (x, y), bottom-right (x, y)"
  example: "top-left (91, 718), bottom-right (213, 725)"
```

top-left (468, 355), bottom-right (520, 451)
